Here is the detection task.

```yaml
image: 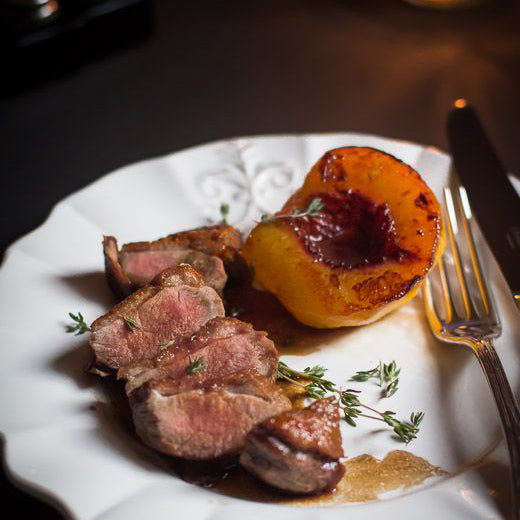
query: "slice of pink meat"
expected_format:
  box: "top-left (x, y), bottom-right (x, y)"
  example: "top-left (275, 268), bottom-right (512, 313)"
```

top-left (130, 370), bottom-right (292, 460)
top-left (119, 317), bottom-right (279, 394)
top-left (89, 265), bottom-right (225, 373)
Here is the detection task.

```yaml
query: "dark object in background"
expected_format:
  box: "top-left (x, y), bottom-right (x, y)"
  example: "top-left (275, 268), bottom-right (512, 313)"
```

top-left (447, 101), bottom-right (520, 305)
top-left (0, 0), bottom-right (153, 95)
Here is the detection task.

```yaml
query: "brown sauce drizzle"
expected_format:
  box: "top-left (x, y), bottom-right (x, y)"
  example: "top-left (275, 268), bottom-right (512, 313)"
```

top-left (293, 450), bottom-right (446, 505)
top-left (214, 450), bottom-right (446, 504)
top-left (287, 191), bottom-right (413, 270)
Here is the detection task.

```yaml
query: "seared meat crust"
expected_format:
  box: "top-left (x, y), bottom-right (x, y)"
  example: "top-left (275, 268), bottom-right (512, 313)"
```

top-left (240, 397), bottom-right (345, 494)
top-left (103, 225), bottom-right (243, 298)
top-left (123, 224), bottom-right (242, 268)
top-left (103, 236), bottom-right (133, 299)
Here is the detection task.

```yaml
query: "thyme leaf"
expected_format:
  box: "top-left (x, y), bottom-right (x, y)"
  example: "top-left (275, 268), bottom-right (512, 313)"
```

top-left (382, 411), bottom-right (424, 444)
top-left (220, 203), bottom-right (230, 224)
top-left (351, 360), bottom-right (401, 398)
top-left (352, 365), bottom-right (380, 382)
top-left (339, 389), bottom-right (362, 426)
top-left (66, 312), bottom-right (90, 335)
top-left (384, 378), bottom-right (400, 398)
top-left (159, 339), bottom-right (174, 351)
top-left (186, 356), bottom-right (206, 375)
top-left (123, 316), bottom-right (139, 331)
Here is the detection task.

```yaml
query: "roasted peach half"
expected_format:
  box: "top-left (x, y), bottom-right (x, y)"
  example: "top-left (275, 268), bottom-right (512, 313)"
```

top-left (243, 147), bottom-right (444, 328)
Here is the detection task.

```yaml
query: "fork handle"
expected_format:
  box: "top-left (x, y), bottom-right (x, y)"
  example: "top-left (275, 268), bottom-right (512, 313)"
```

top-left (475, 339), bottom-right (520, 518)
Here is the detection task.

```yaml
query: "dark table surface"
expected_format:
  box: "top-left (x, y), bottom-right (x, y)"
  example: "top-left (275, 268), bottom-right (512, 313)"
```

top-left (1, 0), bottom-right (519, 517)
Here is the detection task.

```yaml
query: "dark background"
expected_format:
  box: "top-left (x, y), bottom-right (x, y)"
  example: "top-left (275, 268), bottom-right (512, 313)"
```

top-left (1, 0), bottom-right (519, 517)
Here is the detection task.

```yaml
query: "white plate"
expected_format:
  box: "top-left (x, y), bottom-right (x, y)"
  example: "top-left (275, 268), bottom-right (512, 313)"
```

top-left (1, 133), bottom-right (519, 520)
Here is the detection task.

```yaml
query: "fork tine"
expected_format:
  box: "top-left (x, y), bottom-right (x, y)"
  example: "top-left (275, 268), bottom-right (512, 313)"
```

top-left (438, 255), bottom-right (454, 322)
top-left (456, 186), bottom-right (500, 324)
top-left (443, 187), bottom-right (475, 320)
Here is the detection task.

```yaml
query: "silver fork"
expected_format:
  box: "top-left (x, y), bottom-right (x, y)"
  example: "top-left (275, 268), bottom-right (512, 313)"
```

top-left (423, 185), bottom-right (520, 519)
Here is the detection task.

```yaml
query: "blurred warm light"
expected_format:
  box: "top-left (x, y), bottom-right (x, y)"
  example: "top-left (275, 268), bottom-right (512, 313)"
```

top-left (454, 98), bottom-right (468, 108)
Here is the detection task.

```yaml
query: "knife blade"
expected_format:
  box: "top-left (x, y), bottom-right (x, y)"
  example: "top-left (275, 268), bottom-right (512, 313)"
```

top-left (447, 99), bottom-right (520, 310)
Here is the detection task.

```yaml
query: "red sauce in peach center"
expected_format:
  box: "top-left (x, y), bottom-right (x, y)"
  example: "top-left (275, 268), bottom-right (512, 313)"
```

top-left (287, 191), bottom-right (411, 269)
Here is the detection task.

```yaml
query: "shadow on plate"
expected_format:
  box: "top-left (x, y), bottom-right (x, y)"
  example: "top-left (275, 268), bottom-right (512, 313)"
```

top-left (85, 379), bottom-right (177, 476)
top-left (50, 339), bottom-right (95, 390)
top-left (473, 457), bottom-right (513, 520)
top-left (57, 271), bottom-right (115, 308)
top-left (52, 271), bottom-right (112, 388)
top-left (86, 378), bottom-right (244, 484)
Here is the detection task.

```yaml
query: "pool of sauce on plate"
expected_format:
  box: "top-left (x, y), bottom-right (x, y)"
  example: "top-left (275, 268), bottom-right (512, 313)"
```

top-left (213, 450), bottom-right (446, 504)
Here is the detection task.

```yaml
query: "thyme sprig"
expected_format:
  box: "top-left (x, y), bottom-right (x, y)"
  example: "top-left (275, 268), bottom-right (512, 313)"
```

top-left (66, 312), bottom-right (90, 335)
top-left (260, 197), bottom-right (325, 224)
top-left (382, 411), bottom-right (424, 443)
top-left (277, 361), bottom-right (423, 443)
top-left (220, 203), bottom-right (230, 224)
top-left (186, 356), bottom-right (206, 375)
top-left (277, 362), bottom-right (335, 399)
top-left (352, 360), bottom-right (401, 398)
